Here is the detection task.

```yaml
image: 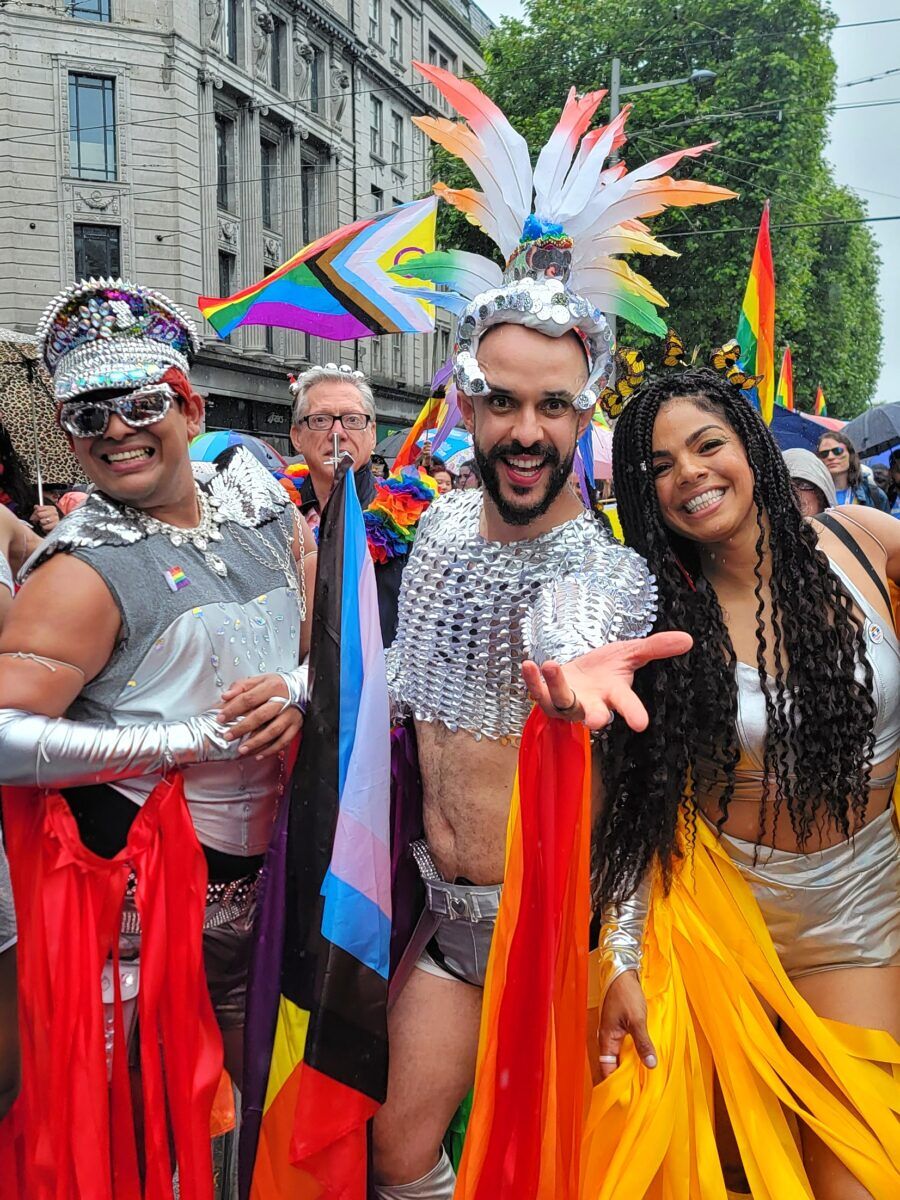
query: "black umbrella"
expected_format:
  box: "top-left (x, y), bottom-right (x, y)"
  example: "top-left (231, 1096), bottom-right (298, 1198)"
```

top-left (842, 403), bottom-right (900, 458)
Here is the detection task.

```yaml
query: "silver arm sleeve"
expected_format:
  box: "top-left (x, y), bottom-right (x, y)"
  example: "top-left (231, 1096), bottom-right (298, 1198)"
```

top-left (0, 707), bottom-right (239, 788)
top-left (597, 872), bottom-right (652, 1002)
top-left (275, 662), bottom-right (310, 712)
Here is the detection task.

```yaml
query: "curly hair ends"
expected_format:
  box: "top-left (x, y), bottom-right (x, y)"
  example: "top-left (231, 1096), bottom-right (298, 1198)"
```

top-left (595, 368), bottom-right (876, 909)
top-left (0, 422), bottom-right (37, 515)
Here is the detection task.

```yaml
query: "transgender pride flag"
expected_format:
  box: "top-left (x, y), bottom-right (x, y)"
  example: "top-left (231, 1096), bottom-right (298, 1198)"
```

top-left (240, 463), bottom-right (391, 1200)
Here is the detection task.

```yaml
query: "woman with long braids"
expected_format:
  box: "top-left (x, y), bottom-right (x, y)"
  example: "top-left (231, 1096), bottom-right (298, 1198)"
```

top-left (580, 368), bottom-right (899, 1199)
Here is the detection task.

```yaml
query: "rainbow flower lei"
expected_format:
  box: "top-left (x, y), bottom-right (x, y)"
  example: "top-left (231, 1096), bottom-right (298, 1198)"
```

top-left (364, 466), bottom-right (438, 563)
top-left (275, 461), bottom-right (437, 563)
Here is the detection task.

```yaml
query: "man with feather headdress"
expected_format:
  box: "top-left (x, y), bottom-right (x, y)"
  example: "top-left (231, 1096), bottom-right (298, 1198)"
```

top-left (373, 64), bottom-right (733, 1198)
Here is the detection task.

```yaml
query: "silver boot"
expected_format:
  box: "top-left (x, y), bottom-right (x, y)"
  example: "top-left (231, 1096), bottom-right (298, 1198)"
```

top-left (373, 1149), bottom-right (456, 1200)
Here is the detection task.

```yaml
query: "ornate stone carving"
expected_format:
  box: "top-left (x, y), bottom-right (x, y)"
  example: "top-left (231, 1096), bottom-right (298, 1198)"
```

top-left (204, 0), bottom-right (224, 50)
top-left (218, 218), bottom-right (239, 245)
top-left (74, 189), bottom-right (120, 215)
top-left (292, 20), bottom-right (314, 93)
top-left (263, 236), bottom-right (281, 263)
top-left (253, 2), bottom-right (275, 81)
top-left (331, 62), bottom-right (350, 126)
top-left (198, 67), bottom-right (225, 89)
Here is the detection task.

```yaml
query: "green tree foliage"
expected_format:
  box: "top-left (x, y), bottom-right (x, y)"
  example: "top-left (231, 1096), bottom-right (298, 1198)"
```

top-left (433, 0), bottom-right (882, 415)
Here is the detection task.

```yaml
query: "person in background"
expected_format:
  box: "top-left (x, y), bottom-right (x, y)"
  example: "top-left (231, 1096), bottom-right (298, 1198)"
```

top-left (454, 458), bottom-right (481, 490)
top-left (29, 482), bottom-right (72, 535)
top-left (783, 447), bottom-right (836, 518)
top-left (871, 464), bottom-right (891, 496)
top-left (0, 423), bottom-right (36, 519)
top-left (371, 453), bottom-right (389, 480)
top-left (289, 362), bottom-right (409, 645)
top-left (430, 465), bottom-right (454, 495)
top-left (886, 448), bottom-right (900, 518)
top-left (817, 430), bottom-right (889, 510)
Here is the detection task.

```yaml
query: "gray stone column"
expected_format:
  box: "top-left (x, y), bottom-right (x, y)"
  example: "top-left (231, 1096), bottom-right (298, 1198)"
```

top-left (282, 123), bottom-right (307, 366)
top-left (240, 101), bottom-right (265, 352)
top-left (197, 72), bottom-right (221, 298)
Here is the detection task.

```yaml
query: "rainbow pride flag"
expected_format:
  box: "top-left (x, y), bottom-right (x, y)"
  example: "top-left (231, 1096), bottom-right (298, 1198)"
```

top-left (199, 198), bottom-right (437, 341)
top-left (814, 387), bottom-right (827, 416)
top-left (239, 463), bottom-right (391, 1199)
top-left (736, 201), bottom-right (776, 424)
top-left (775, 345), bottom-right (794, 411)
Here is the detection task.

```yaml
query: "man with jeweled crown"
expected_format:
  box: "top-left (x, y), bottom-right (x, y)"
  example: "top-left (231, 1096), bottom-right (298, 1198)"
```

top-left (0, 277), bottom-right (315, 1191)
top-left (371, 62), bottom-right (732, 1199)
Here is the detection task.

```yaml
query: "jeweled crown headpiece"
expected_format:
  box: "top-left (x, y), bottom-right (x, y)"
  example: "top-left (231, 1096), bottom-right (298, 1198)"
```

top-left (392, 64), bottom-right (735, 411)
top-left (36, 278), bottom-right (200, 402)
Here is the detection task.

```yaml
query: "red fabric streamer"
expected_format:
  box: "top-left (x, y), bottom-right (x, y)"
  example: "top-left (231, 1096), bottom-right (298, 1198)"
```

top-left (456, 711), bottom-right (592, 1198)
top-left (0, 775), bottom-right (223, 1199)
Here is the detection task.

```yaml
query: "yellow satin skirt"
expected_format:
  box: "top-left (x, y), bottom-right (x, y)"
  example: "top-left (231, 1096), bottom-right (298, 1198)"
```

top-left (583, 815), bottom-right (900, 1199)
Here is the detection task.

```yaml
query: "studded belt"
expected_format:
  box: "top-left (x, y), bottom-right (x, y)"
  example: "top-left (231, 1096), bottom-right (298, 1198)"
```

top-left (411, 840), bottom-right (502, 923)
top-left (120, 868), bottom-right (262, 935)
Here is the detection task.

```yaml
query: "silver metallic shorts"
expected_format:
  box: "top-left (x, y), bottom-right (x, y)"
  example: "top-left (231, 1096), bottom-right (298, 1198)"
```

top-left (411, 840), bottom-right (501, 989)
top-left (711, 806), bottom-right (900, 979)
top-left (118, 871), bottom-right (260, 1031)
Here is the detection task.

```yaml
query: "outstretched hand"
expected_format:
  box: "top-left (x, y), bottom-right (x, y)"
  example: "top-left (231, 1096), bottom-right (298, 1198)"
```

top-left (522, 631), bottom-right (692, 732)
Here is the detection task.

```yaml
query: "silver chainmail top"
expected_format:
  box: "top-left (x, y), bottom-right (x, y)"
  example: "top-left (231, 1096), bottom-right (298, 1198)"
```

top-left (385, 489), bottom-right (657, 741)
top-left (19, 447), bottom-right (289, 581)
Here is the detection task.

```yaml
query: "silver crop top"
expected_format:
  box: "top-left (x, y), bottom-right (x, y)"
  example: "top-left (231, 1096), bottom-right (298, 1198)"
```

top-left (697, 556), bottom-right (900, 801)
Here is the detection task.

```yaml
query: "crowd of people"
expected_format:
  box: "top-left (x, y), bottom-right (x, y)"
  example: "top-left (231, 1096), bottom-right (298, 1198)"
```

top-left (0, 63), bottom-right (897, 1200)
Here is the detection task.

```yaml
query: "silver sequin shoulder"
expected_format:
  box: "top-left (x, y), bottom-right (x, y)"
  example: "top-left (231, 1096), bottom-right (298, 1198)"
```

top-left (385, 489), bottom-right (656, 741)
top-left (19, 446), bottom-right (289, 581)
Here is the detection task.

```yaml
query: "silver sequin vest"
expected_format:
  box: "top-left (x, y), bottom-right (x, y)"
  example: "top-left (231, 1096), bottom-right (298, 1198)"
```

top-left (385, 489), bottom-right (656, 741)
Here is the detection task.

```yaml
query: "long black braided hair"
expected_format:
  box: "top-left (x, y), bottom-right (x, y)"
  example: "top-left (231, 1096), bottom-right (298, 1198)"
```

top-left (595, 368), bottom-right (877, 908)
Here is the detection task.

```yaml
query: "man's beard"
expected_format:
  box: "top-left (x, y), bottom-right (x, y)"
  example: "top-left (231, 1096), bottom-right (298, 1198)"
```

top-left (474, 438), bottom-right (574, 527)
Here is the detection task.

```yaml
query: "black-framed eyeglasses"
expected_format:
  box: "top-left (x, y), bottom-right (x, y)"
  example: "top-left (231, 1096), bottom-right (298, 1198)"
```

top-left (59, 383), bottom-right (174, 439)
top-left (818, 446), bottom-right (847, 460)
top-left (301, 412), bottom-right (371, 432)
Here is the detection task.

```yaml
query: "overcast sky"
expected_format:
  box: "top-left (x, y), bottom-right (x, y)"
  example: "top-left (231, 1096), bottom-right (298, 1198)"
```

top-left (473, 0), bottom-right (898, 405)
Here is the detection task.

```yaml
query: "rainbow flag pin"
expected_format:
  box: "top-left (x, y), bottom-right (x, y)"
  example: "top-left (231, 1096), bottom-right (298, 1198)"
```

top-left (164, 566), bottom-right (190, 592)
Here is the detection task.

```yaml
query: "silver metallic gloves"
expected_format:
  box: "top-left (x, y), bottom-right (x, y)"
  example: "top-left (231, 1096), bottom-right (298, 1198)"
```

top-left (597, 872), bottom-right (652, 1002)
top-left (274, 662), bottom-right (309, 712)
top-left (0, 707), bottom-right (238, 788)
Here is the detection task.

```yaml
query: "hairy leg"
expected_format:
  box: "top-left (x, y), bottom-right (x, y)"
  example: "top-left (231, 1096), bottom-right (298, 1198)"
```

top-left (372, 965), bottom-right (482, 1185)
top-left (0, 946), bottom-right (19, 1120)
top-left (784, 965), bottom-right (900, 1200)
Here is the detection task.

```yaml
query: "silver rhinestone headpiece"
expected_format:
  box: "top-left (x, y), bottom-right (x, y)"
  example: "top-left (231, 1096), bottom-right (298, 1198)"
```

top-left (454, 276), bottom-right (613, 412)
top-left (36, 277), bottom-right (200, 403)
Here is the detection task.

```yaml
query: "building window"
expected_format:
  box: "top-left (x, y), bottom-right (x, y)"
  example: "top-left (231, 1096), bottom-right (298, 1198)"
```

top-left (391, 111), bottom-right (403, 168)
top-left (370, 97), bottom-right (383, 157)
top-left (427, 36), bottom-right (456, 72)
top-left (439, 327), bottom-right (450, 363)
top-left (224, 0), bottom-right (239, 64)
top-left (301, 160), bottom-right (318, 245)
top-left (261, 138), bottom-right (278, 229)
top-left (270, 18), bottom-right (286, 91)
top-left (215, 115), bottom-right (233, 211)
top-left (69, 0), bottom-right (111, 20)
top-left (371, 186), bottom-right (384, 213)
top-left (368, 0), bottom-right (382, 44)
top-left (74, 223), bottom-right (120, 278)
top-left (309, 45), bottom-right (323, 113)
top-left (372, 336), bottom-right (384, 375)
top-left (389, 10), bottom-right (402, 60)
top-left (68, 74), bottom-right (117, 181)
top-left (391, 334), bottom-right (403, 379)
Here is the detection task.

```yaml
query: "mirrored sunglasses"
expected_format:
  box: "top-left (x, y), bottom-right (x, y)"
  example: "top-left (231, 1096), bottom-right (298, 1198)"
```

top-left (59, 383), bottom-right (175, 439)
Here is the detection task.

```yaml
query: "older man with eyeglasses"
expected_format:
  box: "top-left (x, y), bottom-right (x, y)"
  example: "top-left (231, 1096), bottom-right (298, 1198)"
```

top-left (289, 362), bottom-right (408, 644)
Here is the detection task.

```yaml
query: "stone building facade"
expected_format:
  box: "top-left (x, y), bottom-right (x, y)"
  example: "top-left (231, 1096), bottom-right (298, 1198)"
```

top-left (0, 0), bottom-right (491, 453)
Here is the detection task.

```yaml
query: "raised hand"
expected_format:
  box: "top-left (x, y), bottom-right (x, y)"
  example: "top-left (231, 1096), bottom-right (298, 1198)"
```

top-left (522, 631), bottom-right (692, 731)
